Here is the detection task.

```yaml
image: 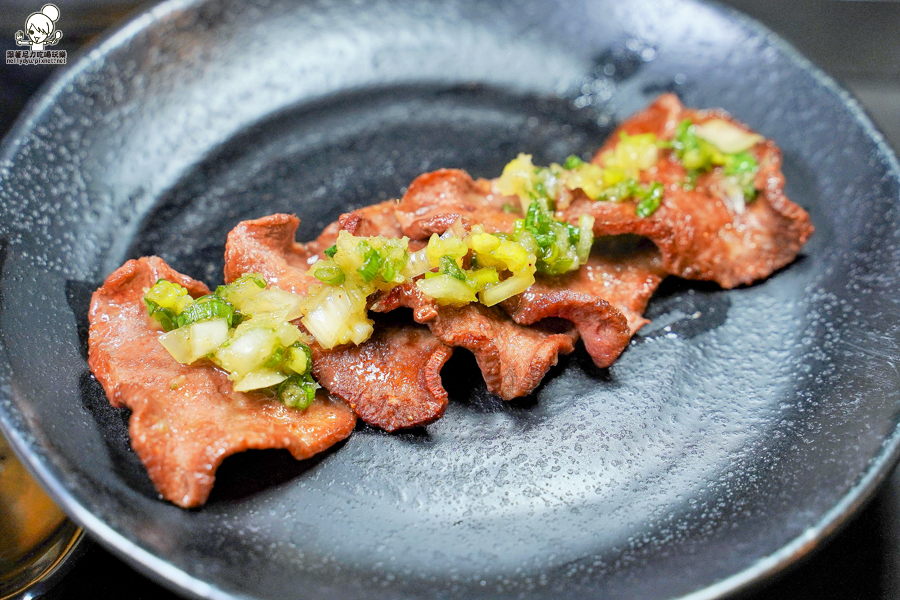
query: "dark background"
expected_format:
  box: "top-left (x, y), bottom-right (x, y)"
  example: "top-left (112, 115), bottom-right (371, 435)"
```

top-left (1, 1), bottom-right (898, 598)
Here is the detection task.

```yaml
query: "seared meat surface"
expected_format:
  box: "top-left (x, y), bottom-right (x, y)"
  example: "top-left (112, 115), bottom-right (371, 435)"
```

top-left (311, 323), bottom-right (452, 431)
top-left (87, 95), bottom-right (814, 507)
top-left (224, 214), bottom-right (453, 430)
top-left (395, 169), bottom-right (519, 238)
top-left (224, 213), bottom-right (320, 296)
top-left (373, 283), bottom-right (578, 400)
top-left (87, 257), bottom-right (356, 508)
top-left (563, 93), bottom-right (814, 288)
top-left (504, 236), bottom-right (666, 337)
top-left (334, 201), bottom-right (584, 398)
top-left (393, 169), bottom-right (647, 368)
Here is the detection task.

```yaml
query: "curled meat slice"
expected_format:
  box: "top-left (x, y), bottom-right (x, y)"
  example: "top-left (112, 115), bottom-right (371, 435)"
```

top-left (88, 257), bottom-right (356, 508)
top-left (302, 200), bottom-right (413, 262)
top-left (396, 169), bottom-right (519, 238)
top-left (224, 213), bottom-right (320, 296)
top-left (336, 200), bottom-right (408, 239)
top-left (563, 93), bottom-right (814, 289)
top-left (373, 284), bottom-right (577, 400)
top-left (224, 214), bottom-right (451, 430)
top-left (317, 203), bottom-right (580, 399)
top-left (504, 236), bottom-right (666, 335)
top-left (502, 237), bottom-right (664, 367)
top-left (393, 169), bottom-right (638, 369)
top-left (311, 323), bottom-right (452, 432)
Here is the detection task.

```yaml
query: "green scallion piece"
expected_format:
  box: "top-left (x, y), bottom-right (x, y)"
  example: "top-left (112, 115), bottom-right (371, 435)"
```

top-left (263, 346), bottom-right (285, 369)
top-left (278, 374), bottom-right (319, 410)
top-left (563, 155), bottom-right (585, 170)
top-left (635, 182), bottom-right (664, 218)
top-left (144, 299), bottom-right (177, 331)
top-left (284, 342), bottom-right (312, 376)
top-left (356, 242), bottom-right (383, 283)
top-left (439, 256), bottom-right (467, 282)
top-left (723, 151), bottom-right (760, 201)
top-left (174, 295), bottom-right (236, 329)
top-left (323, 245), bottom-right (337, 258)
top-left (314, 262), bottom-right (346, 286)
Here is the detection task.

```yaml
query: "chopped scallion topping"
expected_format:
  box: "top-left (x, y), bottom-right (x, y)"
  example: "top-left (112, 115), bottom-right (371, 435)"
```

top-left (671, 119), bottom-right (761, 203)
top-left (563, 154), bottom-right (585, 170)
top-left (278, 373), bottom-right (319, 410)
top-left (439, 255), bottom-right (467, 282)
top-left (723, 151), bottom-right (759, 201)
top-left (635, 182), bottom-right (664, 218)
top-left (356, 241), bottom-right (384, 283)
top-left (498, 149), bottom-right (666, 219)
top-left (174, 295), bottom-right (236, 329)
top-left (145, 277), bottom-right (318, 410)
top-left (313, 262), bottom-right (346, 285)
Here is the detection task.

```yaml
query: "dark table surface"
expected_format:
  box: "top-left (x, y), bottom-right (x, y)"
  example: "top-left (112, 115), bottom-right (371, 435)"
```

top-left (2, 1), bottom-right (899, 598)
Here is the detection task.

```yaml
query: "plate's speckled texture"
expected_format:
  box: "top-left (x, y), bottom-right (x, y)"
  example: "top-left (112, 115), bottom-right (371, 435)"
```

top-left (1, 0), bottom-right (899, 599)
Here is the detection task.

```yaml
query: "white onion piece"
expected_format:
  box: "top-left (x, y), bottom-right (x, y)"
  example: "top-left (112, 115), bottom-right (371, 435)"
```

top-left (719, 178), bottom-right (746, 215)
top-left (693, 119), bottom-right (763, 154)
top-left (480, 271), bottom-right (535, 307)
top-left (403, 248), bottom-right (431, 278)
top-left (446, 216), bottom-right (467, 238)
top-left (159, 328), bottom-right (192, 364)
top-left (214, 326), bottom-right (279, 376)
top-left (416, 275), bottom-right (477, 305)
top-left (240, 288), bottom-right (304, 321)
top-left (233, 369), bottom-right (288, 392)
top-left (300, 284), bottom-right (372, 349)
top-left (187, 319), bottom-right (230, 362)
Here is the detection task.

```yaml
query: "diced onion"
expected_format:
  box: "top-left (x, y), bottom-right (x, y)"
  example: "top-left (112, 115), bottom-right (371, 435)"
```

top-left (214, 326), bottom-right (280, 376)
top-left (284, 345), bottom-right (309, 375)
top-left (693, 119), bottom-right (763, 154)
top-left (496, 153), bottom-right (537, 201)
top-left (480, 271), bottom-right (536, 307)
top-left (240, 288), bottom-right (304, 321)
top-left (719, 177), bottom-right (746, 215)
top-left (426, 234), bottom-right (467, 268)
top-left (233, 369), bottom-right (288, 392)
top-left (349, 320), bottom-right (375, 345)
top-left (275, 322), bottom-right (303, 347)
top-left (187, 319), bottom-right (230, 362)
top-left (562, 162), bottom-right (606, 200)
top-left (493, 240), bottom-right (531, 272)
top-left (576, 214), bottom-right (595, 263)
top-left (403, 248), bottom-right (431, 278)
top-left (447, 216), bottom-right (467, 238)
top-left (598, 133), bottom-right (659, 177)
top-left (469, 232), bottom-right (501, 254)
top-left (159, 328), bottom-right (192, 364)
top-left (159, 319), bottom-right (230, 364)
top-left (218, 274), bottom-right (266, 310)
top-left (300, 284), bottom-right (373, 349)
top-left (416, 275), bottom-right (477, 305)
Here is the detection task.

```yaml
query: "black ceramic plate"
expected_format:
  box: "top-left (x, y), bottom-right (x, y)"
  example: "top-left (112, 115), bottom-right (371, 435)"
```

top-left (1, 0), bottom-right (899, 599)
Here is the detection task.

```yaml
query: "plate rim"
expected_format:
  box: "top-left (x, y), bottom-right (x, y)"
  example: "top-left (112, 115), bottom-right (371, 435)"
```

top-left (0, 0), bottom-right (899, 599)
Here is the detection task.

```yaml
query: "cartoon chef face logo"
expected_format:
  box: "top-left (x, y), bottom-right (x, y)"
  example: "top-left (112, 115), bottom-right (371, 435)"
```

top-left (15, 4), bottom-right (63, 51)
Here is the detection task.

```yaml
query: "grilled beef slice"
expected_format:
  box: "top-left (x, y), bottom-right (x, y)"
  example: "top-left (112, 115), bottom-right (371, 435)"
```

top-left (563, 93), bottom-right (814, 289)
top-left (87, 257), bottom-right (356, 507)
top-left (224, 213), bottom-right (452, 430)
